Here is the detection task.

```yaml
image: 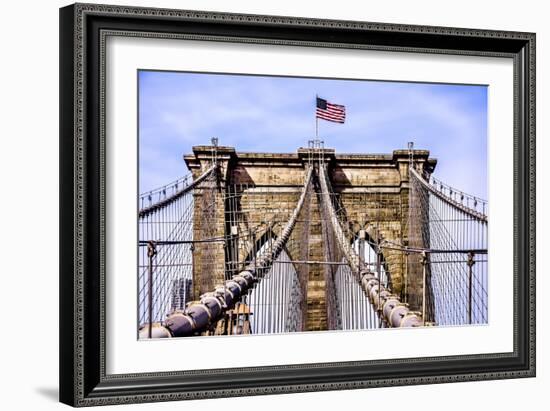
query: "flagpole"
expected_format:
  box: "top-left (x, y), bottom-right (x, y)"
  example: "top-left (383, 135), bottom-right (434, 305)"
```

top-left (315, 94), bottom-right (319, 139)
top-left (316, 116), bottom-right (318, 139)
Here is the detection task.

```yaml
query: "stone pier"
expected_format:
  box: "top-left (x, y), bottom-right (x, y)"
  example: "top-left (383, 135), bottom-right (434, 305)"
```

top-left (184, 145), bottom-right (436, 327)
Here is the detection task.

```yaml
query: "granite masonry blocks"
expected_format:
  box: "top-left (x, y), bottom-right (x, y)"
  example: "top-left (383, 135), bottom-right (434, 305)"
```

top-left (185, 146), bottom-right (436, 329)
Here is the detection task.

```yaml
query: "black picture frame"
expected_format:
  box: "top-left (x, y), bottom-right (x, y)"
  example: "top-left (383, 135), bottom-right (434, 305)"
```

top-left (59, 3), bottom-right (536, 407)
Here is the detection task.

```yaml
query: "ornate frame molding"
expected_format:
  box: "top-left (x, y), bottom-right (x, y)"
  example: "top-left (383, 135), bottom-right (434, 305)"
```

top-left (60, 3), bottom-right (535, 407)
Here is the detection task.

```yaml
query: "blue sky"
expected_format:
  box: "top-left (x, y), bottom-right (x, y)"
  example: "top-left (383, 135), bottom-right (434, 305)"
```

top-left (139, 70), bottom-right (487, 199)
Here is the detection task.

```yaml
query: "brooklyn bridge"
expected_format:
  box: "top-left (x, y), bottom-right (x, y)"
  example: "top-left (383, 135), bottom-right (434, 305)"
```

top-left (138, 140), bottom-right (488, 338)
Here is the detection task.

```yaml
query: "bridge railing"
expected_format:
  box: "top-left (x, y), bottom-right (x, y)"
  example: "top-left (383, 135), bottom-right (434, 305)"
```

top-left (408, 166), bottom-right (488, 325)
top-left (137, 172), bottom-right (201, 328)
top-left (138, 166), bottom-right (314, 337)
top-left (223, 181), bottom-right (311, 334)
top-left (318, 164), bottom-right (423, 328)
top-left (139, 165), bottom-right (216, 218)
top-left (136, 154), bottom-right (489, 338)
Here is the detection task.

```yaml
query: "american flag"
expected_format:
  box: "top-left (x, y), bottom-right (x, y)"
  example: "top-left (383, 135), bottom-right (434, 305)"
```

top-left (316, 97), bottom-right (345, 123)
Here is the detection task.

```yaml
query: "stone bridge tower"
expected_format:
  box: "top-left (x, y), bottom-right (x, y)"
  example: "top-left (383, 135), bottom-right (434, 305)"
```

top-left (185, 145), bottom-right (436, 330)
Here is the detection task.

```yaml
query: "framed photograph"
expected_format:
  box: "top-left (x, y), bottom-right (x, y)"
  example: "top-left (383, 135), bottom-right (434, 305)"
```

top-left (59, 3), bottom-right (535, 407)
